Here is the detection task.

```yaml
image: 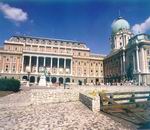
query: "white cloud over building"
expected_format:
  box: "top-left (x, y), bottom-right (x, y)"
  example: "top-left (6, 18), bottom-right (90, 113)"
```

top-left (0, 2), bottom-right (28, 23)
top-left (132, 17), bottom-right (150, 34)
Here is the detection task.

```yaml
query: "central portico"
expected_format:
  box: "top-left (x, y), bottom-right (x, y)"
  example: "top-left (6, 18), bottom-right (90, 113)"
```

top-left (22, 54), bottom-right (72, 84)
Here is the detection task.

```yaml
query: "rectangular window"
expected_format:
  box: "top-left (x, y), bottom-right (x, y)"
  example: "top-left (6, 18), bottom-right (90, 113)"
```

top-left (148, 60), bottom-right (150, 72)
top-left (147, 50), bottom-right (150, 55)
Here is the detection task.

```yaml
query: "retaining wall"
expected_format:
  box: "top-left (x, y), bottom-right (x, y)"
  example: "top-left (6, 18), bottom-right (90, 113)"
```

top-left (79, 93), bottom-right (100, 112)
top-left (30, 89), bottom-right (79, 105)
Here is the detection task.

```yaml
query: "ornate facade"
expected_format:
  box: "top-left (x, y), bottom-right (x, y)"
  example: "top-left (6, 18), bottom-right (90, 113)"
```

top-left (0, 36), bottom-right (104, 85)
top-left (104, 17), bottom-right (150, 85)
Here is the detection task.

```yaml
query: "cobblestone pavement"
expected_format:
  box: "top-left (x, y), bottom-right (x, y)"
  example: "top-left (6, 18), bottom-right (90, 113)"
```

top-left (0, 101), bottom-right (136, 130)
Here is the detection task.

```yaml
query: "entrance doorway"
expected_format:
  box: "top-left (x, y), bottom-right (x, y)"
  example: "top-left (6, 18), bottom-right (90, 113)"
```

top-left (96, 78), bottom-right (99, 85)
top-left (51, 77), bottom-right (57, 83)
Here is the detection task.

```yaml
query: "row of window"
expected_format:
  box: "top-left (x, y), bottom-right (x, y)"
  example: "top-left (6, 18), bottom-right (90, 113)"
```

top-left (114, 35), bottom-right (130, 40)
top-left (10, 37), bottom-right (85, 48)
top-left (72, 79), bottom-right (103, 83)
top-left (5, 45), bottom-right (23, 52)
top-left (73, 61), bottom-right (103, 66)
top-left (5, 65), bottom-right (21, 72)
top-left (3, 56), bottom-right (20, 63)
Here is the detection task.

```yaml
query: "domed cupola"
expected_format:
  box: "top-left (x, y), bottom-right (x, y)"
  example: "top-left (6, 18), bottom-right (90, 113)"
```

top-left (111, 17), bottom-right (130, 34)
top-left (110, 17), bottom-right (133, 51)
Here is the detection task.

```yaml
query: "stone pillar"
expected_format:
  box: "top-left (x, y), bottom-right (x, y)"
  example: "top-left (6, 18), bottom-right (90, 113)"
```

top-left (141, 47), bottom-right (145, 72)
top-left (57, 58), bottom-right (59, 74)
top-left (136, 46), bottom-right (141, 85)
top-left (120, 55), bottom-right (123, 76)
top-left (64, 58), bottom-right (66, 75)
top-left (21, 56), bottom-right (24, 73)
top-left (36, 56), bottom-right (39, 73)
top-left (50, 57), bottom-right (52, 68)
top-left (122, 34), bottom-right (124, 47)
top-left (29, 56), bottom-right (31, 72)
top-left (132, 52), bottom-right (136, 73)
top-left (57, 58), bottom-right (59, 68)
top-left (123, 51), bottom-right (126, 75)
top-left (70, 59), bottom-right (72, 75)
top-left (64, 58), bottom-right (66, 68)
top-left (44, 57), bottom-right (46, 67)
top-left (136, 46), bottom-right (140, 72)
top-left (35, 76), bottom-right (37, 84)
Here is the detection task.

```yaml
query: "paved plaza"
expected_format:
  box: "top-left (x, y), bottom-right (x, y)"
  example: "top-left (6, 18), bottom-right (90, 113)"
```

top-left (0, 101), bottom-right (136, 130)
top-left (0, 85), bottom-right (149, 130)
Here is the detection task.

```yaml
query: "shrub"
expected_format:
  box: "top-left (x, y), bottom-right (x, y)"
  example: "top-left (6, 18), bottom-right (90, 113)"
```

top-left (0, 78), bottom-right (20, 92)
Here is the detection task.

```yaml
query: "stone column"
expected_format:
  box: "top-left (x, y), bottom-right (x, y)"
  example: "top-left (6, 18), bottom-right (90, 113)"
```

top-left (70, 59), bottom-right (72, 75)
top-left (144, 49), bottom-right (148, 73)
top-left (58, 58), bottom-right (59, 68)
top-left (136, 46), bottom-right (140, 72)
top-left (122, 34), bottom-right (124, 47)
top-left (141, 47), bottom-right (145, 72)
top-left (50, 57), bottom-right (51, 68)
top-left (35, 76), bottom-right (37, 84)
top-left (29, 55), bottom-right (31, 72)
top-left (21, 56), bottom-right (24, 73)
top-left (120, 55), bottom-right (123, 75)
top-left (36, 56), bottom-right (39, 73)
top-left (123, 51), bottom-right (126, 75)
top-left (44, 57), bottom-right (46, 67)
top-left (132, 52), bottom-right (136, 73)
top-left (136, 46), bottom-right (141, 85)
top-left (57, 58), bottom-right (59, 74)
top-left (64, 58), bottom-right (66, 68)
top-left (64, 58), bottom-right (66, 75)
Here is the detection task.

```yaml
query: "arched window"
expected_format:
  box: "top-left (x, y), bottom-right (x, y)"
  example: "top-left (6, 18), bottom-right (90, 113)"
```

top-left (51, 77), bottom-right (57, 83)
top-left (59, 77), bottom-right (63, 84)
top-left (65, 78), bottom-right (70, 83)
top-left (30, 76), bottom-right (35, 83)
top-left (22, 76), bottom-right (28, 80)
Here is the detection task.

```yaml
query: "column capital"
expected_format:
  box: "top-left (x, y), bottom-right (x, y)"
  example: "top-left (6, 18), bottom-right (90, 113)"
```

top-left (136, 45), bottom-right (139, 51)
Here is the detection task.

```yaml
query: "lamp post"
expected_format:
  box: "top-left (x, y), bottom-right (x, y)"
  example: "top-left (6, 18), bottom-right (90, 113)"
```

top-left (26, 66), bottom-right (31, 87)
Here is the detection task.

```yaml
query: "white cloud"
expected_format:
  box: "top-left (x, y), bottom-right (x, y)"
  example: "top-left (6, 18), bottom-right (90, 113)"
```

top-left (0, 2), bottom-right (28, 23)
top-left (132, 17), bottom-right (150, 34)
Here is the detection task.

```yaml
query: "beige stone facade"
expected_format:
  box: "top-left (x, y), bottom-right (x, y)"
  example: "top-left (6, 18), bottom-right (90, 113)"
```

top-left (104, 17), bottom-right (150, 85)
top-left (0, 36), bottom-right (104, 85)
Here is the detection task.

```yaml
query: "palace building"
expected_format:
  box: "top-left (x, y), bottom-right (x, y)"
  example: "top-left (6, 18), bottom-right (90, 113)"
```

top-left (1, 16), bottom-right (150, 86)
top-left (0, 36), bottom-right (105, 85)
top-left (104, 17), bottom-right (150, 85)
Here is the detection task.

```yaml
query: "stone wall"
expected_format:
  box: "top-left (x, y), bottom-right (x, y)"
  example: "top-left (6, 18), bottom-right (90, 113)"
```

top-left (30, 89), bottom-right (79, 105)
top-left (79, 93), bottom-right (100, 112)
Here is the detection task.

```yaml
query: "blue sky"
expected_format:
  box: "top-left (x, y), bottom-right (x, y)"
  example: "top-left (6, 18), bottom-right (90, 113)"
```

top-left (0, 0), bottom-right (150, 54)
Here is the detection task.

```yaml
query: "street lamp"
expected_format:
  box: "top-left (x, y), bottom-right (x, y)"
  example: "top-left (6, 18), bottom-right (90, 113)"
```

top-left (26, 66), bottom-right (31, 87)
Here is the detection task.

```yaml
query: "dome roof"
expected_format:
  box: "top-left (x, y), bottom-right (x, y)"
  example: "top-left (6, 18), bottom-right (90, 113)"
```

top-left (111, 17), bottom-right (130, 34)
